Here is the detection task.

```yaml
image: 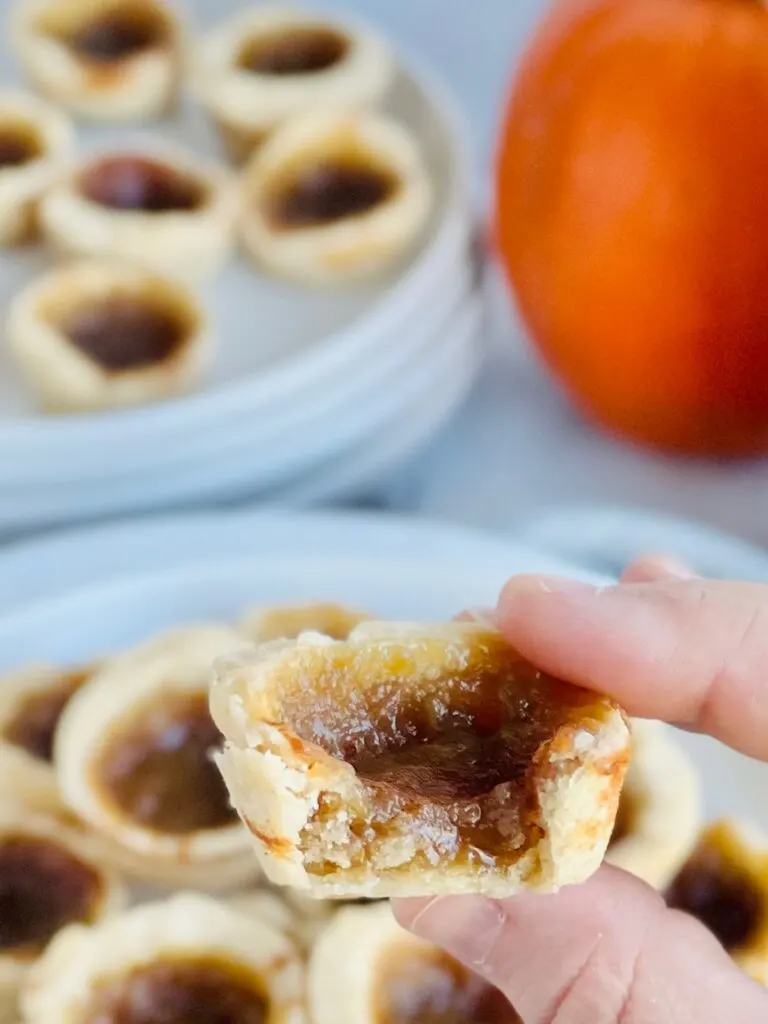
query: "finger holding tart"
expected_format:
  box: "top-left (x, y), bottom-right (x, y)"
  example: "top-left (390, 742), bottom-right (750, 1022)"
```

top-left (605, 719), bottom-right (702, 889)
top-left (40, 146), bottom-right (237, 281)
top-left (308, 902), bottom-right (521, 1024)
top-left (12, 0), bottom-right (182, 122)
top-left (665, 819), bottom-right (768, 986)
top-left (239, 602), bottom-right (373, 644)
top-left (7, 260), bottom-right (211, 413)
top-left (210, 620), bottom-right (631, 899)
top-left (0, 807), bottom-right (124, 1024)
top-left (195, 6), bottom-right (393, 165)
top-left (0, 663), bottom-right (95, 815)
top-left (21, 893), bottom-right (307, 1024)
top-left (0, 90), bottom-right (73, 246)
top-left (54, 624), bottom-right (257, 890)
top-left (239, 111), bottom-right (433, 286)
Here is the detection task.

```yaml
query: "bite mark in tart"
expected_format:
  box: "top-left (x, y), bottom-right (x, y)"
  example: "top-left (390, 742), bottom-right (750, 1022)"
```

top-left (39, 148), bottom-right (237, 281)
top-left (12, 0), bottom-right (181, 122)
top-left (239, 603), bottom-right (373, 644)
top-left (239, 112), bottom-right (433, 286)
top-left (0, 808), bottom-right (124, 1024)
top-left (0, 663), bottom-right (95, 815)
top-left (195, 7), bottom-right (393, 165)
top-left (665, 819), bottom-right (768, 985)
top-left (308, 902), bottom-right (521, 1024)
top-left (7, 260), bottom-right (211, 413)
top-left (21, 893), bottom-right (307, 1024)
top-left (605, 719), bottom-right (702, 889)
top-left (54, 625), bottom-right (258, 889)
top-left (0, 91), bottom-right (73, 246)
top-left (210, 621), bottom-right (631, 898)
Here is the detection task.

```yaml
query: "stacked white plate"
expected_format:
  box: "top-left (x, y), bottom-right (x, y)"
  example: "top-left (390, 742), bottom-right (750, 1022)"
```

top-left (0, 48), bottom-right (482, 538)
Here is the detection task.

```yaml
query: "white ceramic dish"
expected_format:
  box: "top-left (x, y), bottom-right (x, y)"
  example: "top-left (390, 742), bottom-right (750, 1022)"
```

top-left (0, 507), bottom-right (762, 832)
top-left (0, 296), bottom-right (482, 533)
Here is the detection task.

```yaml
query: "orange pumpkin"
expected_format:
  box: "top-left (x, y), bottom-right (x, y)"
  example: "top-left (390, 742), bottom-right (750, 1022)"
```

top-left (496, 0), bottom-right (768, 457)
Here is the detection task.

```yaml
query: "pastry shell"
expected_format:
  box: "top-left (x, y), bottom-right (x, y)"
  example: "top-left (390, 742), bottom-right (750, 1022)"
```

top-left (665, 819), bottom-right (768, 985)
top-left (195, 6), bottom-right (393, 165)
top-left (0, 807), bottom-right (125, 1024)
top-left (210, 620), bottom-right (631, 898)
top-left (239, 111), bottom-right (433, 286)
top-left (54, 624), bottom-right (257, 889)
top-left (239, 602), bottom-right (372, 643)
top-left (39, 145), bottom-right (237, 281)
top-left (21, 893), bottom-right (307, 1024)
top-left (0, 663), bottom-right (95, 815)
top-left (227, 889), bottom-right (327, 954)
top-left (307, 902), bottom-right (520, 1024)
top-left (0, 90), bottom-right (73, 245)
top-left (12, 0), bottom-right (182, 122)
top-left (606, 719), bottom-right (702, 889)
top-left (7, 259), bottom-right (211, 413)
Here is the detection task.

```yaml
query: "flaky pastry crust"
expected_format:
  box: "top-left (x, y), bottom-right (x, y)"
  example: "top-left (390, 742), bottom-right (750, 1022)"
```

top-left (239, 111), bottom-right (433, 286)
top-left (0, 807), bottom-right (124, 1024)
top-left (307, 902), bottom-right (520, 1024)
top-left (666, 819), bottom-right (768, 985)
top-left (211, 621), bottom-right (631, 898)
top-left (239, 602), bottom-right (372, 644)
top-left (7, 260), bottom-right (211, 413)
top-left (195, 6), bottom-right (393, 164)
top-left (12, 0), bottom-right (182, 122)
top-left (606, 719), bottom-right (702, 889)
top-left (54, 624), bottom-right (257, 889)
top-left (21, 893), bottom-right (307, 1024)
top-left (0, 90), bottom-right (73, 245)
top-left (39, 145), bottom-right (237, 281)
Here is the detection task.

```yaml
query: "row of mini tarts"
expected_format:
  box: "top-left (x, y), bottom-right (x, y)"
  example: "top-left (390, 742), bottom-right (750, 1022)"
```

top-left (0, 107), bottom-right (433, 286)
top-left (0, 605), bottom-right (371, 870)
top-left (13, 1), bottom-right (394, 159)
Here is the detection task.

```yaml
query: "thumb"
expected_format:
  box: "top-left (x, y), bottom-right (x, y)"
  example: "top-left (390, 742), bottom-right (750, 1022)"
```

top-left (393, 866), bottom-right (767, 1023)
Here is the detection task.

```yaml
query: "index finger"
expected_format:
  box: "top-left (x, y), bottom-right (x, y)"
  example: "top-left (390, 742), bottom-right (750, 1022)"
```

top-left (496, 576), bottom-right (768, 762)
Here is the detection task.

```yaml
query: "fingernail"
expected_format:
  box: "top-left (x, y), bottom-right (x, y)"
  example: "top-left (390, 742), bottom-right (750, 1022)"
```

top-left (504, 574), bottom-right (602, 597)
top-left (396, 896), bottom-right (508, 971)
top-left (641, 554), bottom-right (698, 580)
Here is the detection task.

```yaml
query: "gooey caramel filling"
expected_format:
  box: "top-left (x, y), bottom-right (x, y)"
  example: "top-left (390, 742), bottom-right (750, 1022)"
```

top-left (62, 4), bottom-right (169, 62)
top-left (237, 27), bottom-right (349, 76)
top-left (275, 646), bottom-right (606, 872)
top-left (83, 956), bottom-right (268, 1024)
top-left (94, 691), bottom-right (237, 835)
top-left (0, 836), bottom-right (101, 956)
top-left (2, 669), bottom-right (89, 763)
top-left (375, 944), bottom-right (520, 1024)
top-left (269, 159), bottom-right (399, 229)
top-left (666, 847), bottom-right (763, 953)
top-left (61, 297), bottom-right (188, 372)
top-left (80, 157), bottom-right (207, 214)
top-left (0, 124), bottom-right (43, 168)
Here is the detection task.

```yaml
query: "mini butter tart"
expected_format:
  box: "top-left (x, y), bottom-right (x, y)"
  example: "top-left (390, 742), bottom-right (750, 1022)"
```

top-left (239, 602), bottom-right (373, 644)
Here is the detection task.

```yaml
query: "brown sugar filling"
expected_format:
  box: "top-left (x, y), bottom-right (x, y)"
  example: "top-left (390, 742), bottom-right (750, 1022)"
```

top-left (666, 847), bottom-right (763, 952)
top-left (80, 157), bottom-right (207, 213)
top-left (0, 125), bottom-right (43, 168)
top-left (375, 944), bottom-right (521, 1024)
top-left (83, 957), bottom-right (268, 1024)
top-left (64, 4), bottom-right (169, 62)
top-left (94, 691), bottom-right (237, 834)
top-left (2, 668), bottom-right (89, 763)
top-left (269, 643), bottom-right (609, 874)
top-left (0, 836), bottom-right (101, 956)
top-left (237, 27), bottom-right (349, 76)
top-left (61, 297), bottom-right (188, 372)
top-left (268, 159), bottom-right (399, 229)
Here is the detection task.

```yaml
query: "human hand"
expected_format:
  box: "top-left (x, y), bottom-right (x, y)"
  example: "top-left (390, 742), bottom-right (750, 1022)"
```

top-left (393, 556), bottom-right (768, 1022)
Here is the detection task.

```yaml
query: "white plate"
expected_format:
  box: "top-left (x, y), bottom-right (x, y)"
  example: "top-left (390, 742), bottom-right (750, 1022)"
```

top-left (0, 58), bottom-right (472, 460)
top-left (2, 247), bottom-right (478, 484)
top-left (0, 297), bottom-right (482, 533)
top-left (0, 508), bottom-right (762, 830)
